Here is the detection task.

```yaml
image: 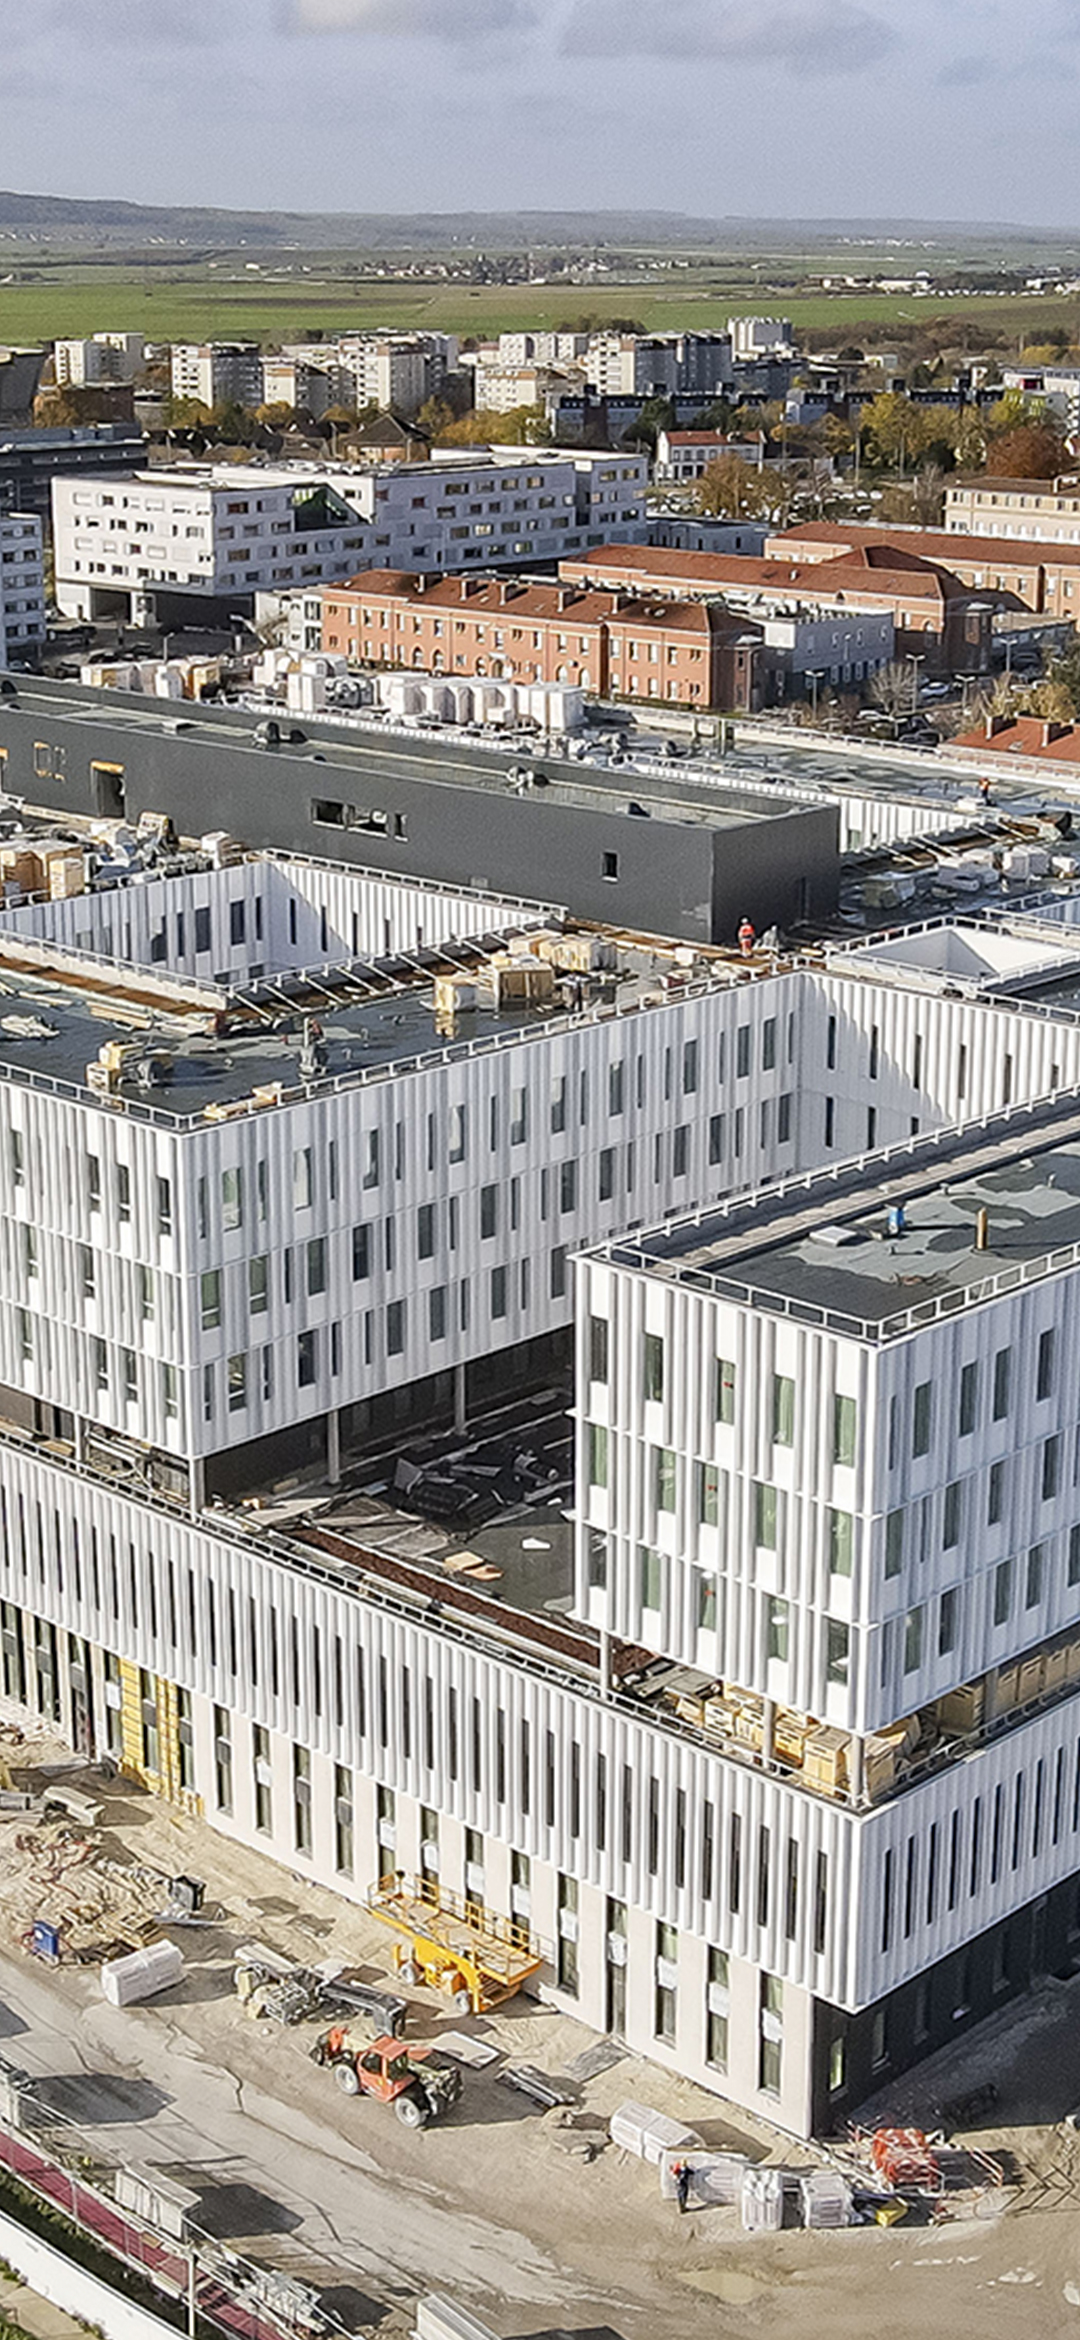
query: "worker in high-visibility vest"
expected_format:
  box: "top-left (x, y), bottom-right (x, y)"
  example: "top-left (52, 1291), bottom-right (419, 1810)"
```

top-left (737, 915), bottom-right (756, 958)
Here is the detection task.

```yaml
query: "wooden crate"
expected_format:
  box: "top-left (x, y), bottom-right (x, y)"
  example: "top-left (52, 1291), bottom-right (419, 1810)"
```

top-left (703, 1697), bottom-right (737, 1740)
top-left (733, 1704), bottom-right (764, 1752)
top-left (1018, 1654), bottom-right (1046, 1706)
top-left (674, 1694), bottom-right (705, 1730)
top-left (1044, 1647), bottom-right (1069, 1695)
top-left (46, 849), bottom-right (86, 899)
top-left (773, 1711), bottom-right (808, 1765)
top-left (863, 1740), bottom-right (897, 1801)
top-left (939, 1682), bottom-right (985, 1735)
top-left (995, 1664), bottom-right (1020, 1712)
top-left (804, 1728), bottom-right (850, 1794)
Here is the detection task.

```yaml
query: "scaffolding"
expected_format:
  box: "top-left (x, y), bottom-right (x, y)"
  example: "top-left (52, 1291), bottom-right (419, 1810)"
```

top-left (366, 1871), bottom-right (547, 2013)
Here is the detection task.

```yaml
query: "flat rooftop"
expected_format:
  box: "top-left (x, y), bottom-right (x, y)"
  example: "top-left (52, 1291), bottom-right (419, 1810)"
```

top-left (837, 917), bottom-right (1080, 995)
top-left (12, 670), bottom-right (1080, 836)
top-left (0, 676), bottom-right (831, 835)
top-left (0, 917), bottom-right (756, 1124)
top-left (605, 1087), bottom-right (1080, 1342)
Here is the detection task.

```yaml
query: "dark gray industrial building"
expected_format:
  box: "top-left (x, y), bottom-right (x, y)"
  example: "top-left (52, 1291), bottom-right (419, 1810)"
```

top-left (0, 678), bottom-right (839, 942)
top-left (0, 425), bottom-right (144, 523)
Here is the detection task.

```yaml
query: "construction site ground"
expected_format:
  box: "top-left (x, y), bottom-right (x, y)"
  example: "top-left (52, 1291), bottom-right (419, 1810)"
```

top-left (2, 1710), bottom-right (1080, 2340)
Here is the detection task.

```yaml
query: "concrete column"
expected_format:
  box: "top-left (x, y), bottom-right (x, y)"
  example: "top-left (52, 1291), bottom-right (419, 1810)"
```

top-left (599, 1629), bottom-right (613, 1702)
top-left (73, 1415), bottom-right (86, 1467)
top-left (453, 1362), bottom-right (467, 1436)
top-left (849, 1733), bottom-right (864, 1808)
top-left (188, 1457), bottom-right (205, 1521)
top-left (327, 1407), bottom-right (341, 1486)
top-left (762, 1697), bottom-right (775, 1770)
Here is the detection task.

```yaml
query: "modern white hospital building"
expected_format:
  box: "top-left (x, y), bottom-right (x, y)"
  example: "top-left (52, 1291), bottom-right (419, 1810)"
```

top-left (4, 861), bottom-right (1080, 2134)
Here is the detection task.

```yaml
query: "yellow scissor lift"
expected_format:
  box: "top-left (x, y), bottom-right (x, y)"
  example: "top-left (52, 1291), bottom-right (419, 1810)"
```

top-left (366, 1871), bottom-right (547, 2014)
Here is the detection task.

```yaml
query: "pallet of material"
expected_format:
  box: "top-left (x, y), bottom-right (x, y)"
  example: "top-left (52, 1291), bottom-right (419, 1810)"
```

top-left (733, 1704), bottom-right (765, 1751)
top-left (877, 1713), bottom-right (920, 1757)
top-left (1046, 1646), bottom-right (1071, 1694)
top-left (609, 2100), bottom-right (702, 2164)
top-left (995, 1663), bottom-right (1020, 1712)
top-left (1018, 1653), bottom-right (1046, 1706)
top-left (773, 1711), bottom-right (810, 1765)
top-left (804, 1727), bottom-right (850, 1793)
top-left (1066, 1640), bottom-right (1080, 1684)
top-left (862, 1739), bottom-right (898, 1801)
top-left (939, 1681), bottom-right (985, 1735)
top-left (674, 1694), bottom-right (706, 1729)
top-left (702, 1697), bottom-right (737, 1739)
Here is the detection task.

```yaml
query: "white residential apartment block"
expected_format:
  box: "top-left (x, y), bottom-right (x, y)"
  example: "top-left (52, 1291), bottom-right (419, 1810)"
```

top-left (945, 475), bottom-right (1080, 543)
top-left (584, 333), bottom-right (734, 400)
top-left (654, 431), bottom-right (765, 485)
top-left (495, 332), bottom-right (589, 369)
top-left (261, 359), bottom-right (334, 420)
top-left (728, 317), bottom-right (796, 359)
top-left (276, 335), bottom-right (459, 419)
top-left (5, 899), bottom-right (1080, 2133)
top-left (52, 452), bottom-right (648, 623)
top-left (53, 334), bottom-right (145, 389)
top-left (469, 362), bottom-right (583, 415)
top-left (0, 511), bottom-right (46, 663)
top-left (170, 343), bottom-right (264, 411)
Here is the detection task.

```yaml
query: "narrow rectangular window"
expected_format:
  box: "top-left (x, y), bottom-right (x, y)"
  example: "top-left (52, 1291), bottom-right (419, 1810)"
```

top-left (772, 1374), bottom-right (795, 1446)
top-left (833, 1393), bottom-right (857, 1467)
top-left (912, 1382), bottom-right (931, 1458)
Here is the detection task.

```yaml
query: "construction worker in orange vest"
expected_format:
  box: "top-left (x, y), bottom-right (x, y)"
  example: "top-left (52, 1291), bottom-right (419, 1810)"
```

top-left (738, 915), bottom-right (756, 958)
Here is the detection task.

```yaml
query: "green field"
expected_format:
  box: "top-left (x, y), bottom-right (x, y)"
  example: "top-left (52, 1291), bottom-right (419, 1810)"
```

top-left (1, 262), bottom-right (1077, 352)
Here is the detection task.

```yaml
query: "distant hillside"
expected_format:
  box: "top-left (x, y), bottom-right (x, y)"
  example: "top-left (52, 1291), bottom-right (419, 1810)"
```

top-left (0, 192), bottom-right (1074, 255)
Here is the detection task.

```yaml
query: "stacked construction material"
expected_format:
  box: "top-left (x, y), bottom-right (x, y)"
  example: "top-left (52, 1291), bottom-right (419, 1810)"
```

top-left (799, 2169), bottom-right (851, 2228)
top-left (741, 2165), bottom-right (785, 2231)
top-left (609, 2100), bottom-right (701, 2164)
top-left (658, 2148), bottom-right (746, 2203)
top-left (869, 2127), bottom-right (939, 2191)
top-left (101, 1938), bottom-right (183, 2007)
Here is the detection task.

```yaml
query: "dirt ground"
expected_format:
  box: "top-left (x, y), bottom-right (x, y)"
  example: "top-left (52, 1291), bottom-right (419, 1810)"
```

top-left (3, 1711), bottom-right (1080, 2340)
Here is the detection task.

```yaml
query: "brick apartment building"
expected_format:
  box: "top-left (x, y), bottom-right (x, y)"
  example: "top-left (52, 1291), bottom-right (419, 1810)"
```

top-left (767, 519), bottom-right (1080, 627)
top-left (320, 570), bottom-right (764, 711)
top-left (561, 541), bottom-right (995, 677)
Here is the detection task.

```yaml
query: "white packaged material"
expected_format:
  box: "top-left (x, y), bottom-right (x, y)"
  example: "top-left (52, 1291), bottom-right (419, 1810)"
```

top-left (101, 1938), bottom-right (184, 2007)
top-left (741, 2165), bottom-right (785, 2231)
top-left (659, 2148), bottom-right (747, 2204)
top-left (799, 2168), bottom-right (850, 2228)
top-left (609, 2099), bottom-right (701, 2164)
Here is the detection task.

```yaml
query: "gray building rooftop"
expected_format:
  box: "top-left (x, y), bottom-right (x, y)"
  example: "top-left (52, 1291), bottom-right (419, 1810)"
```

top-left (0, 915), bottom-right (759, 1126)
top-left (602, 1086), bottom-right (1080, 1343)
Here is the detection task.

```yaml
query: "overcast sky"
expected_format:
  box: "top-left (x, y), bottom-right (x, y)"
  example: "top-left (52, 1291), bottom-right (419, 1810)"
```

top-left (3, 0), bottom-right (1080, 229)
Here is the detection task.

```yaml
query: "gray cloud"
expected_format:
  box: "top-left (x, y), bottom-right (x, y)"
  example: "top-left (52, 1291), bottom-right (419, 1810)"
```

top-left (28, 0), bottom-right (234, 41)
top-left (937, 52), bottom-right (994, 85)
top-left (291, 0), bottom-right (539, 34)
top-left (563, 0), bottom-right (896, 72)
